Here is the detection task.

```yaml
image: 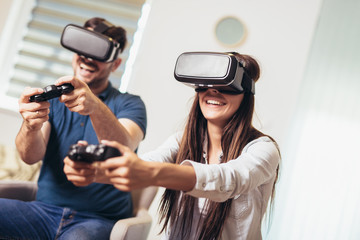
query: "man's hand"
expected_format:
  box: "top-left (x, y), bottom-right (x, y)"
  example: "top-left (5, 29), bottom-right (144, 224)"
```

top-left (63, 141), bottom-right (111, 186)
top-left (63, 156), bottom-right (98, 186)
top-left (56, 76), bottom-right (101, 116)
top-left (18, 87), bottom-right (50, 131)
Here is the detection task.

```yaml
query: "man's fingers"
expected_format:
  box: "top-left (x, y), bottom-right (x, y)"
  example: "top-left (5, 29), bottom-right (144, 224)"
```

top-left (55, 76), bottom-right (75, 87)
top-left (64, 157), bottom-right (95, 169)
top-left (20, 87), bottom-right (44, 103)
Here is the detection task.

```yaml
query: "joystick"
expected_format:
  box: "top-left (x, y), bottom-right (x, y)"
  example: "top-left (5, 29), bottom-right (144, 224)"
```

top-left (67, 144), bottom-right (121, 163)
top-left (29, 83), bottom-right (74, 102)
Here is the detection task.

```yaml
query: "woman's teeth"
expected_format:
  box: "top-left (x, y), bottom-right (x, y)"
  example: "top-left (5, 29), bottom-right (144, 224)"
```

top-left (206, 100), bottom-right (224, 106)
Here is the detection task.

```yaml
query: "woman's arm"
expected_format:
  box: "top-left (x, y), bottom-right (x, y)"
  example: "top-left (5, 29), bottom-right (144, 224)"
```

top-left (98, 140), bottom-right (196, 192)
top-left (63, 133), bottom-right (184, 187)
top-left (183, 137), bottom-right (280, 202)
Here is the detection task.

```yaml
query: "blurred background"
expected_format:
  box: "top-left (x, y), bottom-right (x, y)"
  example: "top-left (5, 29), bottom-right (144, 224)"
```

top-left (0, 0), bottom-right (359, 239)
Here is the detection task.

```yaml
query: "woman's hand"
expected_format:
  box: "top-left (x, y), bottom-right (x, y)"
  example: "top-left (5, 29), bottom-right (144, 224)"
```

top-left (98, 140), bottom-right (156, 192)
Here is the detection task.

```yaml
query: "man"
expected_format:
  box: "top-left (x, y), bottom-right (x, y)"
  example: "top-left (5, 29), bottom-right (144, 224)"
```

top-left (0, 17), bottom-right (147, 239)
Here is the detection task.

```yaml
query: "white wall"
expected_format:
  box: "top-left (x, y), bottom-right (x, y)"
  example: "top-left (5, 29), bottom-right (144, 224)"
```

top-left (128, 0), bottom-right (323, 154)
top-left (0, 0), bottom-right (12, 33)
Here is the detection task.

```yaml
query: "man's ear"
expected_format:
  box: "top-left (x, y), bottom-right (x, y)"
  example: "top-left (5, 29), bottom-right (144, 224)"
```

top-left (111, 58), bottom-right (122, 72)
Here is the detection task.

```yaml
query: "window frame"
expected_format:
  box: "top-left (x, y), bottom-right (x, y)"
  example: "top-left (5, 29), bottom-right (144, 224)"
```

top-left (0, 0), bottom-right (146, 112)
top-left (0, 0), bottom-right (35, 111)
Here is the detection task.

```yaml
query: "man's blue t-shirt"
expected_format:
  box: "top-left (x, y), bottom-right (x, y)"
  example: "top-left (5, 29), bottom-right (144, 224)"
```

top-left (36, 83), bottom-right (147, 220)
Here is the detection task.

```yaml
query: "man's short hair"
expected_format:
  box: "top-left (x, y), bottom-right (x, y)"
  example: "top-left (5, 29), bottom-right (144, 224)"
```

top-left (84, 17), bottom-right (127, 53)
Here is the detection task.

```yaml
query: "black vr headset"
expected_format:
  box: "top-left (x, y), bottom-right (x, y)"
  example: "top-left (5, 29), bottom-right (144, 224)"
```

top-left (60, 20), bottom-right (121, 62)
top-left (174, 52), bottom-right (255, 95)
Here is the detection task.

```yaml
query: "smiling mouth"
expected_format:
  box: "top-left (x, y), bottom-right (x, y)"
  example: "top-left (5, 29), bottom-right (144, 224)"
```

top-left (206, 100), bottom-right (225, 106)
top-left (80, 63), bottom-right (96, 73)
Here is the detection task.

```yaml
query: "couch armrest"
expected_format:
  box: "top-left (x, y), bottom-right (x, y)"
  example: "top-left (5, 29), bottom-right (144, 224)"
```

top-left (0, 180), bottom-right (37, 201)
top-left (110, 208), bottom-right (152, 240)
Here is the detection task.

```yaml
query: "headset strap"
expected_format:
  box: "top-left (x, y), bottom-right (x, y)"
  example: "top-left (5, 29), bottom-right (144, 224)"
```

top-left (94, 20), bottom-right (114, 33)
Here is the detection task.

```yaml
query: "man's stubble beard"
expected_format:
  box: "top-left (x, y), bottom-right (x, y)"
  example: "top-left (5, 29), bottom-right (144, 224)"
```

top-left (73, 68), bottom-right (110, 90)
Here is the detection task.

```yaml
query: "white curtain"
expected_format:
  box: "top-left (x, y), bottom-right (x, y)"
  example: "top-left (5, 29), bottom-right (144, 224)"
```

top-left (267, 0), bottom-right (360, 239)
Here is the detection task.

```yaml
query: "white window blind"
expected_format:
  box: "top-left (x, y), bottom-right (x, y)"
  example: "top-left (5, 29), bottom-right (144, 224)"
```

top-left (5, 0), bottom-right (145, 98)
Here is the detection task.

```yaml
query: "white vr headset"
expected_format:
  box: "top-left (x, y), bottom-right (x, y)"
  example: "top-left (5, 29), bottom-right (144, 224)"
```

top-left (174, 52), bottom-right (255, 95)
top-left (60, 20), bottom-right (121, 62)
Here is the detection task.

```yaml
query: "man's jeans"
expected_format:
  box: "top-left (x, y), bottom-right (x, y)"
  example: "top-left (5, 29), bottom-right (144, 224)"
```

top-left (0, 198), bottom-right (115, 240)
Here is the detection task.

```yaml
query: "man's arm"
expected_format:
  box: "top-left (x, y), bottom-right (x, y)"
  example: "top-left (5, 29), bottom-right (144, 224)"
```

top-left (15, 87), bottom-right (52, 164)
top-left (90, 103), bottom-right (144, 151)
top-left (56, 76), bottom-right (144, 151)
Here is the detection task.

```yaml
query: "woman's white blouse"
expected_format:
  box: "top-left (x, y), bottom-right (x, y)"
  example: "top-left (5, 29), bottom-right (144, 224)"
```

top-left (140, 133), bottom-right (280, 240)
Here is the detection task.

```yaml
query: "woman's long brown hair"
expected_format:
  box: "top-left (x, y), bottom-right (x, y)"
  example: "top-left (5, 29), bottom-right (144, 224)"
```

top-left (159, 53), bottom-right (280, 239)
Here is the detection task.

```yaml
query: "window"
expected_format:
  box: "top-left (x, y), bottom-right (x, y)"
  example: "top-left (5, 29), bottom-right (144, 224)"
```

top-left (0, 0), bottom-right (145, 107)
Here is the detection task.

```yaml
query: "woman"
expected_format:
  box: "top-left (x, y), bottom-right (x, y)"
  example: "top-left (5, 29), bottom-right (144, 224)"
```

top-left (65, 52), bottom-right (280, 240)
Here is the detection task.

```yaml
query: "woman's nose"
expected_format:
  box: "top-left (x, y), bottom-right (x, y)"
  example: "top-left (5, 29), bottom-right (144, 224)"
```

top-left (209, 88), bottom-right (219, 93)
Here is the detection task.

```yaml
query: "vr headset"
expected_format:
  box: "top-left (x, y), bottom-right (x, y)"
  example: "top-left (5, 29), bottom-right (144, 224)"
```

top-left (60, 20), bottom-right (120, 62)
top-left (174, 52), bottom-right (255, 95)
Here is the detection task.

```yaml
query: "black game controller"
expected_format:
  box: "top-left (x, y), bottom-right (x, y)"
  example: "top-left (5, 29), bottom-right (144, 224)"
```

top-left (67, 144), bottom-right (121, 163)
top-left (29, 83), bottom-right (74, 102)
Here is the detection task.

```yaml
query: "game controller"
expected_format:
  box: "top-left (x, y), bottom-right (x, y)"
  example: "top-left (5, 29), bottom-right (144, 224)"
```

top-left (67, 143), bottom-right (121, 163)
top-left (29, 83), bottom-right (74, 102)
